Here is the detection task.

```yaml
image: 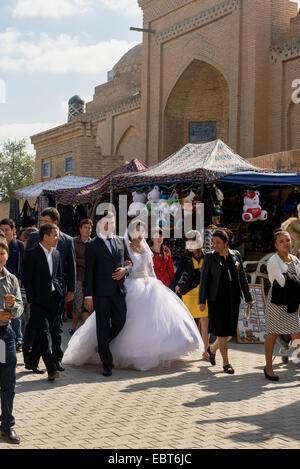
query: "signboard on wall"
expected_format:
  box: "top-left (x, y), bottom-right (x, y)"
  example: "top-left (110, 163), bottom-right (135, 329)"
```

top-left (189, 122), bottom-right (216, 142)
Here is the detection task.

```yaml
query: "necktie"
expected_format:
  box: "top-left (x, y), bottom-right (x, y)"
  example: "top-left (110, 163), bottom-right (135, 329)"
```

top-left (107, 238), bottom-right (116, 256)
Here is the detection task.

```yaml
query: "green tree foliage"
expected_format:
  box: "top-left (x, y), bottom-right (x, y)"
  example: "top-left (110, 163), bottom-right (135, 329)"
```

top-left (0, 138), bottom-right (35, 202)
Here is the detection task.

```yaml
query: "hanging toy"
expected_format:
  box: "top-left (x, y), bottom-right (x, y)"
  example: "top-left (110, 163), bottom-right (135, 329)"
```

top-left (214, 184), bottom-right (224, 206)
top-left (164, 189), bottom-right (182, 218)
top-left (146, 185), bottom-right (161, 216)
top-left (183, 190), bottom-right (196, 213)
top-left (242, 191), bottom-right (268, 222)
top-left (127, 191), bottom-right (147, 218)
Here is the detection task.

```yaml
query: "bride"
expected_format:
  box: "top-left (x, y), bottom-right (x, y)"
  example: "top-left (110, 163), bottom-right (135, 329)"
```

top-left (62, 221), bottom-right (203, 371)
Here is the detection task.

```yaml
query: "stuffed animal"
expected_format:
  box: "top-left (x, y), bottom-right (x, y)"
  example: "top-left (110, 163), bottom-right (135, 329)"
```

top-left (183, 191), bottom-right (195, 213)
top-left (242, 191), bottom-right (268, 222)
top-left (127, 191), bottom-right (147, 218)
top-left (166, 190), bottom-right (182, 218)
top-left (281, 204), bottom-right (300, 259)
top-left (146, 185), bottom-right (161, 216)
top-left (147, 185), bottom-right (161, 203)
top-left (168, 202), bottom-right (182, 218)
top-left (214, 184), bottom-right (224, 206)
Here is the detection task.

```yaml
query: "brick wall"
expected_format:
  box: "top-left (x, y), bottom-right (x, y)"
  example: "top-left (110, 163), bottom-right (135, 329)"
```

top-left (248, 149), bottom-right (300, 171)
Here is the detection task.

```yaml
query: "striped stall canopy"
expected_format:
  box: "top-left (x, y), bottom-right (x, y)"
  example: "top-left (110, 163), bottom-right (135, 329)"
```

top-left (112, 140), bottom-right (265, 189)
top-left (14, 175), bottom-right (99, 199)
top-left (43, 159), bottom-right (147, 205)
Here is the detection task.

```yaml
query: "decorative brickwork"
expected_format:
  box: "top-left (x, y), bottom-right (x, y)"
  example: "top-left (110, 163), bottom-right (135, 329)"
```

top-left (87, 94), bottom-right (141, 121)
top-left (156, 0), bottom-right (240, 44)
top-left (270, 37), bottom-right (300, 63)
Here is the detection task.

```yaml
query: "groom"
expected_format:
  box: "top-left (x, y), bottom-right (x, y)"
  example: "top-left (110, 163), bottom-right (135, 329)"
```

top-left (84, 212), bottom-right (131, 377)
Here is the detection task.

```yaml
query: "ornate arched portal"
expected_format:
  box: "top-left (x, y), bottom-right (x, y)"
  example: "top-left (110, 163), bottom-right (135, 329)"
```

top-left (163, 60), bottom-right (229, 158)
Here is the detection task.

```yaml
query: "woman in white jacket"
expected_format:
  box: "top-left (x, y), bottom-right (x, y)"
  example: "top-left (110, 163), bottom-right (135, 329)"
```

top-left (264, 229), bottom-right (300, 381)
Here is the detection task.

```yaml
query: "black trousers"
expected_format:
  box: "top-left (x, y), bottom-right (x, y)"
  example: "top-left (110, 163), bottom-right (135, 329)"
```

top-left (0, 325), bottom-right (17, 431)
top-left (94, 291), bottom-right (127, 370)
top-left (23, 295), bottom-right (61, 373)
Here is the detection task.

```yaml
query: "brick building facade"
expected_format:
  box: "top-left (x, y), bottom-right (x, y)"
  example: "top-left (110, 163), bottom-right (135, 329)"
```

top-left (31, 0), bottom-right (300, 182)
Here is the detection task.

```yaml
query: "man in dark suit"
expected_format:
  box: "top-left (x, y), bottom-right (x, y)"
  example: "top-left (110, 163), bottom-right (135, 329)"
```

top-left (84, 212), bottom-right (131, 377)
top-left (25, 207), bottom-right (76, 371)
top-left (22, 224), bottom-right (64, 381)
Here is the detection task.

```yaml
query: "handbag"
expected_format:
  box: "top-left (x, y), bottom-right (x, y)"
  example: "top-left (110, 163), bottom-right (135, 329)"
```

top-left (271, 273), bottom-right (300, 313)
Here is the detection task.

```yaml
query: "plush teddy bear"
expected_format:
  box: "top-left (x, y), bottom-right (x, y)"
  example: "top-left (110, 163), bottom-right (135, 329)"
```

top-left (147, 185), bottom-right (160, 203)
top-left (127, 191), bottom-right (147, 218)
top-left (146, 185), bottom-right (161, 216)
top-left (242, 191), bottom-right (268, 222)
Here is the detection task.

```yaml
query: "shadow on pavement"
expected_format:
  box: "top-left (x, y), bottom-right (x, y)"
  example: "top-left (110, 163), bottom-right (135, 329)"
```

top-left (15, 358), bottom-right (201, 393)
top-left (195, 398), bottom-right (300, 444)
top-left (183, 365), bottom-right (300, 445)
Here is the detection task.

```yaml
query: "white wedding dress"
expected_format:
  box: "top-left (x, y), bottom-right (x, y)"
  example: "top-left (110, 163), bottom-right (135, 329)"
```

top-left (62, 244), bottom-right (203, 371)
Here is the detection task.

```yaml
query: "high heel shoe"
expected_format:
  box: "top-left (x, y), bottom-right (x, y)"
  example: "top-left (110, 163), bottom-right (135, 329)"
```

top-left (223, 364), bottom-right (235, 374)
top-left (264, 368), bottom-right (279, 381)
top-left (207, 346), bottom-right (216, 366)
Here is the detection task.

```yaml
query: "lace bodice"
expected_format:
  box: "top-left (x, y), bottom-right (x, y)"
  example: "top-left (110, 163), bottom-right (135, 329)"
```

top-left (128, 248), bottom-right (156, 279)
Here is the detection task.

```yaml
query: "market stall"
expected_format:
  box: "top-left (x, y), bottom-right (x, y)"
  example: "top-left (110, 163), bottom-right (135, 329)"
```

top-left (110, 140), bottom-right (300, 264)
top-left (14, 175), bottom-right (99, 234)
top-left (43, 159), bottom-right (147, 206)
top-left (40, 159), bottom-right (147, 235)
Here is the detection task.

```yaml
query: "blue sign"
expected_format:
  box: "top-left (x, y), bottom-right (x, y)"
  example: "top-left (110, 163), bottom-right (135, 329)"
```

top-left (189, 122), bottom-right (216, 142)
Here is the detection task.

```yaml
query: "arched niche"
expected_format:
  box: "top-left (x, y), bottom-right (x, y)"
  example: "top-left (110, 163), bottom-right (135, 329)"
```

top-left (163, 59), bottom-right (229, 158)
top-left (115, 125), bottom-right (140, 159)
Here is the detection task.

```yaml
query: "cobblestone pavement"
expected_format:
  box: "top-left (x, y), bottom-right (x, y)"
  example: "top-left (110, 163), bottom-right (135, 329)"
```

top-left (1, 322), bottom-right (300, 449)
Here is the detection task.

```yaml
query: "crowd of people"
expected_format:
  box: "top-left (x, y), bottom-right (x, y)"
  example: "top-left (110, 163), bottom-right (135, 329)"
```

top-left (0, 208), bottom-right (299, 445)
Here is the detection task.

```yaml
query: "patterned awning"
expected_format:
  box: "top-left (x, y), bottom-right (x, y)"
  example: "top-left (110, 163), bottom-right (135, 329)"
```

top-left (44, 159), bottom-right (147, 205)
top-left (14, 176), bottom-right (99, 199)
top-left (112, 140), bottom-right (264, 189)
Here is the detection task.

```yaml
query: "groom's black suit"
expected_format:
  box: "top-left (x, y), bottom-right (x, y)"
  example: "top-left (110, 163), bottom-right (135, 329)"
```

top-left (85, 236), bottom-right (131, 370)
top-left (22, 245), bottom-right (64, 375)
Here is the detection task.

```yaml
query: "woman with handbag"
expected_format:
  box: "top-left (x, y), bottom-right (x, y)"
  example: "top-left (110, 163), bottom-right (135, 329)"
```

top-left (199, 229), bottom-right (254, 374)
top-left (264, 229), bottom-right (300, 381)
top-left (149, 228), bottom-right (175, 287)
top-left (170, 230), bottom-right (209, 361)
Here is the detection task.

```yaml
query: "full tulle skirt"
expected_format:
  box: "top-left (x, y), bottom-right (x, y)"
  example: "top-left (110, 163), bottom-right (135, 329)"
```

top-left (62, 277), bottom-right (203, 371)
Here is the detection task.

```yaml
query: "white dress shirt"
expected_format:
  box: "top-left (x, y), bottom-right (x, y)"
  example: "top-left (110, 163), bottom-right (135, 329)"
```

top-left (40, 243), bottom-right (55, 292)
top-left (84, 233), bottom-right (117, 300)
top-left (98, 232), bottom-right (116, 254)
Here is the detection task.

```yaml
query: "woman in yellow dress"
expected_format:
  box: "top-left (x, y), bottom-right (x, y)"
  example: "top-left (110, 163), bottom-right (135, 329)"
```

top-left (170, 230), bottom-right (209, 361)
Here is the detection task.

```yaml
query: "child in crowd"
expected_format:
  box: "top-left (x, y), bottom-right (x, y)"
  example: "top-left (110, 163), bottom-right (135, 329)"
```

top-left (0, 240), bottom-right (23, 444)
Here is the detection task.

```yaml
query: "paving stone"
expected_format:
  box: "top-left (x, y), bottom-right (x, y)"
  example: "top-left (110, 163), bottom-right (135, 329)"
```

top-left (1, 324), bottom-right (300, 449)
